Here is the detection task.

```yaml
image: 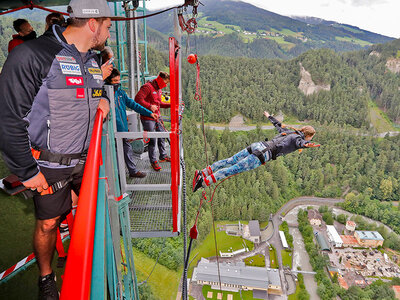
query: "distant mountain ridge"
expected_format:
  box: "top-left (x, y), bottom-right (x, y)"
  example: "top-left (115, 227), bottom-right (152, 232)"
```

top-left (146, 0), bottom-right (394, 59)
top-left (290, 16), bottom-right (340, 26)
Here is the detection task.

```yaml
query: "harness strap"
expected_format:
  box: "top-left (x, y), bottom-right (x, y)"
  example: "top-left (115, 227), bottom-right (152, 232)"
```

top-left (25, 157), bottom-right (86, 198)
top-left (251, 149), bottom-right (266, 165)
top-left (246, 145), bottom-right (252, 154)
top-left (31, 148), bottom-right (86, 166)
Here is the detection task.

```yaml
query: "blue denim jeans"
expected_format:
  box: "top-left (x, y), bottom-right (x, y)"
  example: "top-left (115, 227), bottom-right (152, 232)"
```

top-left (204, 142), bottom-right (271, 185)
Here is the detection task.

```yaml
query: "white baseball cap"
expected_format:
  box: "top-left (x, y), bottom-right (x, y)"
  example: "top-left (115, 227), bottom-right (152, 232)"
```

top-left (68, 0), bottom-right (113, 19)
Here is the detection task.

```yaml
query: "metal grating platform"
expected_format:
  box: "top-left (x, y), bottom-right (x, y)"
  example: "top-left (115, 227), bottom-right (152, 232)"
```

top-left (126, 143), bottom-right (177, 237)
top-left (129, 190), bottom-right (174, 238)
top-left (126, 145), bottom-right (171, 186)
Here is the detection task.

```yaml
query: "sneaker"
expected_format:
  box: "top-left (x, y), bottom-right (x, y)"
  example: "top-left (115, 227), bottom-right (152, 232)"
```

top-left (129, 171), bottom-right (146, 178)
top-left (38, 272), bottom-right (59, 300)
top-left (159, 156), bottom-right (171, 163)
top-left (151, 161), bottom-right (162, 171)
top-left (193, 175), bottom-right (204, 193)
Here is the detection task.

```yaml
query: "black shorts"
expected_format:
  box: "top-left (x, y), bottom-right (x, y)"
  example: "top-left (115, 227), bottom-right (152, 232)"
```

top-left (33, 166), bottom-right (84, 220)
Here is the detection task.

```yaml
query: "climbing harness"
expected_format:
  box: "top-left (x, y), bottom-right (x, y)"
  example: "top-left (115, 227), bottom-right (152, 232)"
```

top-left (31, 148), bottom-right (86, 166)
top-left (247, 130), bottom-right (305, 164)
top-left (26, 149), bottom-right (87, 197)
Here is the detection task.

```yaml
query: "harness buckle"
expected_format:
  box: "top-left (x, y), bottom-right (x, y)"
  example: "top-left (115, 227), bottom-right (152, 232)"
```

top-left (60, 157), bottom-right (72, 166)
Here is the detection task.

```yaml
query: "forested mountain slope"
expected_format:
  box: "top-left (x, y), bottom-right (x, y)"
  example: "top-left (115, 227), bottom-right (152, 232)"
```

top-left (175, 38), bottom-right (400, 128)
top-left (181, 49), bottom-right (369, 127)
top-left (147, 0), bottom-right (394, 59)
top-left (145, 38), bottom-right (400, 257)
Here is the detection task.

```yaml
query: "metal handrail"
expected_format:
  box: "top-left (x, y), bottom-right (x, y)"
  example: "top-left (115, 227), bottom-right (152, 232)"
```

top-left (60, 109), bottom-right (104, 300)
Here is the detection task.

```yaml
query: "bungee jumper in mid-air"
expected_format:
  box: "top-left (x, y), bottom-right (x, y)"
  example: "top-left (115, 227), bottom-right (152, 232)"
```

top-left (192, 111), bottom-right (321, 192)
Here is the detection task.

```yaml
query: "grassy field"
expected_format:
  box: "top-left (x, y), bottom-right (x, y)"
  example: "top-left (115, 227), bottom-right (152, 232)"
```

top-left (269, 245), bottom-right (278, 269)
top-left (0, 187), bottom-right (67, 299)
top-left (133, 248), bottom-right (180, 300)
top-left (288, 282), bottom-right (300, 300)
top-left (259, 221), bottom-right (269, 229)
top-left (244, 254), bottom-right (265, 267)
top-left (188, 221), bottom-right (253, 277)
top-left (334, 24), bottom-right (364, 34)
top-left (202, 285), bottom-right (253, 300)
top-left (271, 27), bottom-right (303, 37)
top-left (264, 36), bottom-right (296, 50)
top-left (281, 250), bottom-right (293, 269)
top-left (197, 17), bottom-right (238, 34)
top-left (368, 100), bottom-right (398, 132)
top-left (335, 36), bottom-right (372, 47)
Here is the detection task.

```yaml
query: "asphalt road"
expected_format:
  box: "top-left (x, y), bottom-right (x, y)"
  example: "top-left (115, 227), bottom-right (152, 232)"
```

top-left (266, 197), bottom-right (345, 299)
top-left (199, 124), bottom-right (400, 137)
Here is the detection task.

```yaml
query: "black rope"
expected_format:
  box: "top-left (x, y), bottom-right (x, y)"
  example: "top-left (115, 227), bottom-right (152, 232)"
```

top-left (138, 239), bottom-right (167, 286)
top-left (112, 5), bottom-right (178, 21)
top-left (181, 157), bottom-right (188, 300)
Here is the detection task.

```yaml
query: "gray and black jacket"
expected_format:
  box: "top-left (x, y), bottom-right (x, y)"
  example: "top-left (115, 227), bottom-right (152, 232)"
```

top-left (266, 116), bottom-right (310, 159)
top-left (0, 25), bottom-right (105, 181)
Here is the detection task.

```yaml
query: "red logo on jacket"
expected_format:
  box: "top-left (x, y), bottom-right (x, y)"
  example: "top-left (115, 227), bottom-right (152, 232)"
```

top-left (66, 76), bottom-right (84, 86)
top-left (76, 88), bottom-right (85, 99)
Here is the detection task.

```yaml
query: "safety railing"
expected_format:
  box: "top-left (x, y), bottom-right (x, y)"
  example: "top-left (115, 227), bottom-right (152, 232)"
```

top-left (60, 110), bottom-right (104, 299)
top-left (113, 36), bottom-right (182, 238)
top-left (60, 101), bottom-right (140, 300)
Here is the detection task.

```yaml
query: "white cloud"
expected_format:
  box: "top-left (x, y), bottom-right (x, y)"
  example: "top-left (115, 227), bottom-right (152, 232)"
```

top-left (349, 0), bottom-right (388, 6)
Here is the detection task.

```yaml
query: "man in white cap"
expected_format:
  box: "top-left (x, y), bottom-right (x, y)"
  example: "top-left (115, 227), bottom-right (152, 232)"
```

top-left (0, 0), bottom-right (114, 299)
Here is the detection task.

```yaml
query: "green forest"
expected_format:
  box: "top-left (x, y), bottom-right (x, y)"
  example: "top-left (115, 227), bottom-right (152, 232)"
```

top-left (180, 41), bottom-right (400, 127)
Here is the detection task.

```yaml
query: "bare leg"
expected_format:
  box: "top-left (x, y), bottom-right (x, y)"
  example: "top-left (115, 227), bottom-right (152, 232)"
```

top-left (71, 191), bottom-right (78, 206)
top-left (33, 217), bottom-right (60, 276)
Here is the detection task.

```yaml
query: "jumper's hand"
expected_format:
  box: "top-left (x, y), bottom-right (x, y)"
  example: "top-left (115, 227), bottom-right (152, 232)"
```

top-left (305, 143), bottom-right (321, 148)
top-left (23, 172), bottom-right (49, 194)
top-left (150, 105), bottom-right (158, 112)
top-left (98, 98), bottom-right (110, 119)
top-left (151, 113), bottom-right (159, 121)
top-left (263, 111), bottom-right (270, 118)
top-left (281, 124), bottom-right (286, 128)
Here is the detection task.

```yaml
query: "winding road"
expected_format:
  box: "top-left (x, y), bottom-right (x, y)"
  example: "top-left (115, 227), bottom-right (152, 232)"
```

top-left (265, 197), bottom-right (345, 299)
top-left (198, 124), bottom-right (400, 138)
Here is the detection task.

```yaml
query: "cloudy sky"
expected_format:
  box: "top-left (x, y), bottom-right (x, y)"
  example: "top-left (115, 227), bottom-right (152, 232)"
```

top-left (145, 0), bottom-right (400, 38)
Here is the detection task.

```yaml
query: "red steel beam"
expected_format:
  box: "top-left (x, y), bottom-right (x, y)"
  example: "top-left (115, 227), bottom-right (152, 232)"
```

top-left (169, 37), bottom-right (180, 232)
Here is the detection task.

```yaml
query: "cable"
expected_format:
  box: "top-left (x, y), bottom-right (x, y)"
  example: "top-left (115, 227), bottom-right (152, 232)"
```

top-left (0, 4), bottom-right (68, 16)
top-left (181, 157), bottom-right (188, 300)
top-left (190, 55), bottom-right (225, 292)
top-left (138, 239), bottom-right (167, 286)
